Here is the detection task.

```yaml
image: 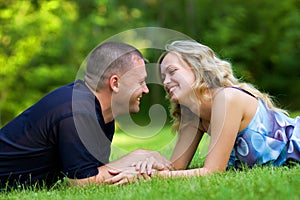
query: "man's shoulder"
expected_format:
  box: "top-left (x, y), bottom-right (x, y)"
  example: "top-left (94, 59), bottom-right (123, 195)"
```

top-left (41, 80), bottom-right (90, 105)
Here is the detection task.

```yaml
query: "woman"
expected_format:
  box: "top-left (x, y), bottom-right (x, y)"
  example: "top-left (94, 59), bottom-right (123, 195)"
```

top-left (151, 40), bottom-right (300, 178)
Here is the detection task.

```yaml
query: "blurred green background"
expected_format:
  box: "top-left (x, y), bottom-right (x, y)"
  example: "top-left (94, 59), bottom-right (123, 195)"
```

top-left (0, 0), bottom-right (299, 127)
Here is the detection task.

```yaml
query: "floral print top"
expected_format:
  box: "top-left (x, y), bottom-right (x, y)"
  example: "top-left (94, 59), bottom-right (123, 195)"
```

top-left (228, 97), bottom-right (300, 168)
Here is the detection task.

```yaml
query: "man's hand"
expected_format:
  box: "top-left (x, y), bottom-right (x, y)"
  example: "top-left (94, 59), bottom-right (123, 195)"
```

top-left (103, 149), bottom-right (172, 185)
top-left (104, 167), bottom-right (152, 185)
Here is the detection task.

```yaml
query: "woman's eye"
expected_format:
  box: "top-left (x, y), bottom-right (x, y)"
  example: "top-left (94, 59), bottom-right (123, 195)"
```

top-left (168, 68), bottom-right (176, 74)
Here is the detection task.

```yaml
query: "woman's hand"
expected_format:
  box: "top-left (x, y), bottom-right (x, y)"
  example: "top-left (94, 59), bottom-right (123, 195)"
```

top-left (131, 151), bottom-right (173, 175)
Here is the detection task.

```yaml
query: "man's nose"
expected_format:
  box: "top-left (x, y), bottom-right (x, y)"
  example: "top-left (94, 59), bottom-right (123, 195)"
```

top-left (143, 84), bottom-right (149, 94)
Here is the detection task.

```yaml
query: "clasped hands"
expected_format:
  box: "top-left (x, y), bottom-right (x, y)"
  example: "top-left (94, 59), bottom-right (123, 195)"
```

top-left (104, 153), bottom-right (172, 185)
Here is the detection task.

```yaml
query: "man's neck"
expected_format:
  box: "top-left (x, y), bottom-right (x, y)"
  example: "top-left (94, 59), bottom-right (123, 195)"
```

top-left (97, 95), bottom-right (114, 124)
top-left (85, 82), bottom-right (114, 124)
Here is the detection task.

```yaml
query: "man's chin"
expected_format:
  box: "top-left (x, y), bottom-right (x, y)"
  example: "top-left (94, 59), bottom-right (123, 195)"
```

top-left (129, 107), bottom-right (140, 114)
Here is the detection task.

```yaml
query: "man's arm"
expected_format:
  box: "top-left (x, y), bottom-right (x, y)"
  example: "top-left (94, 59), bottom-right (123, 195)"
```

top-left (68, 165), bottom-right (112, 186)
top-left (69, 149), bottom-right (170, 186)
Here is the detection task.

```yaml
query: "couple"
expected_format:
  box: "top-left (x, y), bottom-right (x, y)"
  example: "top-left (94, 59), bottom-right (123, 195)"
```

top-left (1, 40), bottom-right (300, 188)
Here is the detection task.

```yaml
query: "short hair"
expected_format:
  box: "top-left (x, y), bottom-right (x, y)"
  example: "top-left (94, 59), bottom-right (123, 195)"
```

top-left (84, 42), bottom-right (144, 91)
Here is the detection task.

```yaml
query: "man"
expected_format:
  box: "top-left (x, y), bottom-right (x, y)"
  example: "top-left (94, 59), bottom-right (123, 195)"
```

top-left (0, 42), bottom-right (170, 188)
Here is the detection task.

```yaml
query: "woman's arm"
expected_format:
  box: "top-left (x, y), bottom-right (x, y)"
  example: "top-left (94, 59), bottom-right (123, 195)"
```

top-left (170, 120), bottom-right (204, 170)
top-left (203, 89), bottom-right (244, 172)
top-left (158, 89), bottom-right (244, 177)
top-left (157, 167), bottom-right (210, 177)
top-left (129, 116), bottom-right (203, 172)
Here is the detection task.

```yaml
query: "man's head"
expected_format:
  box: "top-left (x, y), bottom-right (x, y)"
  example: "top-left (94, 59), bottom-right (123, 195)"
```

top-left (85, 42), bottom-right (145, 91)
top-left (85, 42), bottom-right (149, 115)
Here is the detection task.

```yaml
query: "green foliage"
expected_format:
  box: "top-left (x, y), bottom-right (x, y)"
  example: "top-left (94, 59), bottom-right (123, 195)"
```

top-left (0, 0), bottom-right (299, 126)
top-left (0, 1), bottom-right (79, 124)
top-left (149, 0), bottom-right (300, 110)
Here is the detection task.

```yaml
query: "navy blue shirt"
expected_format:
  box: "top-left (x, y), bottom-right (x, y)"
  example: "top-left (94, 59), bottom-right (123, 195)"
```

top-left (0, 80), bottom-right (114, 188)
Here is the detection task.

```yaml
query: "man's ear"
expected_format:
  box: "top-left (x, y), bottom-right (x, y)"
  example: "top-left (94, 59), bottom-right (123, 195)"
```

top-left (109, 75), bottom-right (120, 92)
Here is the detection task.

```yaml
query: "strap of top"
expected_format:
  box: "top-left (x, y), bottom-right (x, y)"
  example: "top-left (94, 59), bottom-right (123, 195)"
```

top-left (225, 86), bottom-right (257, 99)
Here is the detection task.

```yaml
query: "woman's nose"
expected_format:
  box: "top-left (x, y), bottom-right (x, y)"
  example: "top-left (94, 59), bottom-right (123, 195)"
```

top-left (163, 75), bottom-right (170, 86)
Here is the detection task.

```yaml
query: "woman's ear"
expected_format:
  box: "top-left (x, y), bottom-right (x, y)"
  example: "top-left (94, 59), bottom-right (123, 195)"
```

top-left (109, 75), bottom-right (120, 92)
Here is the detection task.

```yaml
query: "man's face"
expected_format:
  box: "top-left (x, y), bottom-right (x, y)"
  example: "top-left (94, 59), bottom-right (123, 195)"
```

top-left (112, 57), bottom-right (149, 115)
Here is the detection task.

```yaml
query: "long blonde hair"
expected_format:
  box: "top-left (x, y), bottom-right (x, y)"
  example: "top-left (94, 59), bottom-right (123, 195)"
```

top-left (158, 40), bottom-right (287, 132)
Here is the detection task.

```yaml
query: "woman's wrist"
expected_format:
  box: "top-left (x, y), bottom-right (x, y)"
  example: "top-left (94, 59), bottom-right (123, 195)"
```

top-left (155, 167), bottom-right (211, 178)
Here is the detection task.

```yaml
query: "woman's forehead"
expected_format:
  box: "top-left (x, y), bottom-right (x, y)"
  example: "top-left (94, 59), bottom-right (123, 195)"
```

top-left (160, 52), bottom-right (180, 67)
top-left (160, 52), bottom-right (190, 70)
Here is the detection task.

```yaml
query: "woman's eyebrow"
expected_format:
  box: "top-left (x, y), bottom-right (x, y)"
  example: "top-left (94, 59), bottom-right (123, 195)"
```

top-left (160, 66), bottom-right (169, 74)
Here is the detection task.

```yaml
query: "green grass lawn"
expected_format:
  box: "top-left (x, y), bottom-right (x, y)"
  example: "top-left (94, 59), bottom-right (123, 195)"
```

top-left (1, 112), bottom-right (300, 200)
top-left (2, 166), bottom-right (300, 200)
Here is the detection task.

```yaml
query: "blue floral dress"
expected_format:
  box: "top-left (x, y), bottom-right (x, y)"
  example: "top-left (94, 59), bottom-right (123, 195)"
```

top-left (228, 98), bottom-right (300, 168)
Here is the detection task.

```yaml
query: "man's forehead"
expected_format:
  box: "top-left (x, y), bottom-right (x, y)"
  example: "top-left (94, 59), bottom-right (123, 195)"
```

top-left (122, 64), bottom-right (146, 77)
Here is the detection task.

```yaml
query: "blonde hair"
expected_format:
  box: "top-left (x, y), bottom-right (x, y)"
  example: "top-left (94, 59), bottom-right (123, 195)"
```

top-left (158, 40), bottom-right (287, 132)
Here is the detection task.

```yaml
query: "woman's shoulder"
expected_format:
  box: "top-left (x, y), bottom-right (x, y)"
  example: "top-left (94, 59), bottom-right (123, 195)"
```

top-left (213, 86), bottom-right (259, 128)
top-left (213, 87), bottom-right (245, 103)
top-left (214, 86), bottom-right (257, 101)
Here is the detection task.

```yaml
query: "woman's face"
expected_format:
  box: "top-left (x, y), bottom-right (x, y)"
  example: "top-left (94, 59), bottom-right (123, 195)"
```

top-left (160, 52), bottom-right (196, 104)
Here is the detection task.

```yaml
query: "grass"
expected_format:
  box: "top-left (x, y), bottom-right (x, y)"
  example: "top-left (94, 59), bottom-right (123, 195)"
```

top-left (1, 112), bottom-right (300, 199)
top-left (290, 111), bottom-right (300, 118)
top-left (2, 165), bottom-right (300, 200)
